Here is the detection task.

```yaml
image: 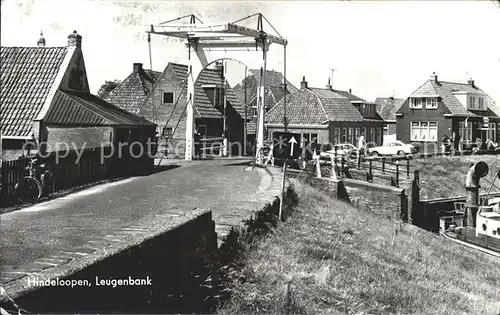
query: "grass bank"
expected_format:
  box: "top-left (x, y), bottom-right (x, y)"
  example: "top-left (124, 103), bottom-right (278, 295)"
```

top-left (413, 155), bottom-right (500, 200)
top-left (218, 179), bottom-right (500, 314)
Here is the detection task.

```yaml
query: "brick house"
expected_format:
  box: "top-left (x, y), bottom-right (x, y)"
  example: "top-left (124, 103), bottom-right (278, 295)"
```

top-left (374, 97), bottom-right (405, 144)
top-left (396, 73), bottom-right (500, 151)
top-left (266, 77), bottom-right (385, 147)
top-left (233, 70), bottom-right (298, 151)
top-left (108, 62), bottom-right (245, 157)
top-left (0, 31), bottom-right (156, 162)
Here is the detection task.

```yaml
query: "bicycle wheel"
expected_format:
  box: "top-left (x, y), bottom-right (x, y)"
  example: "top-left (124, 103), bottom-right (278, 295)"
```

top-left (15, 177), bottom-right (43, 204)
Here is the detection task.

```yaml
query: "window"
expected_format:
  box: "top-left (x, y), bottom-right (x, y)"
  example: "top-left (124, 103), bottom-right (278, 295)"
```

top-left (348, 128), bottom-right (353, 145)
top-left (370, 127), bottom-right (375, 143)
top-left (197, 125), bottom-right (207, 136)
top-left (426, 98), bottom-right (438, 109)
top-left (363, 127), bottom-right (367, 138)
top-left (487, 123), bottom-right (496, 142)
top-left (459, 121), bottom-right (473, 142)
top-left (355, 128), bottom-right (360, 141)
top-left (311, 133), bottom-right (318, 143)
top-left (162, 127), bottom-right (173, 136)
top-left (376, 128), bottom-right (382, 146)
top-left (163, 92), bottom-right (174, 104)
top-left (469, 96), bottom-right (476, 109)
top-left (409, 98), bottom-right (423, 109)
top-left (342, 128), bottom-right (347, 142)
top-left (214, 88), bottom-right (225, 110)
top-left (333, 128), bottom-right (341, 144)
top-left (478, 97), bottom-right (485, 110)
top-left (411, 121), bottom-right (438, 142)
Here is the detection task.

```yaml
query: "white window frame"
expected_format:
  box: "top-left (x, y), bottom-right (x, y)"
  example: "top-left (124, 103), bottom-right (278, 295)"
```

top-left (333, 127), bottom-right (341, 144)
top-left (478, 97), bottom-right (484, 110)
top-left (425, 97), bottom-right (438, 109)
top-left (410, 121), bottom-right (438, 142)
top-left (459, 121), bottom-right (473, 142)
top-left (409, 97), bottom-right (423, 109)
top-left (469, 96), bottom-right (476, 109)
top-left (163, 92), bottom-right (175, 104)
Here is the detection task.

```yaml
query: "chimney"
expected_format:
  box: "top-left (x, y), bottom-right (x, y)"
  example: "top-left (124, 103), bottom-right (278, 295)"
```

top-left (67, 30), bottom-right (82, 48)
top-left (300, 76), bottom-right (308, 89)
top-left (326, 78), bottom-right (332, 90)
top-left (133, 63), bottom-right (143, 73)
top-left (37, 31), bottom-right (46, 47)
top-left (389, 96), bottom-right (394, 101)
top-left (349, 88), bottom-right (352, 94)
top-left (468, 78), bottom-right (475, 88)
top-left (214, 61), bottom-right (224, 75)
top-left (430, 72), bottom-right (438, 82)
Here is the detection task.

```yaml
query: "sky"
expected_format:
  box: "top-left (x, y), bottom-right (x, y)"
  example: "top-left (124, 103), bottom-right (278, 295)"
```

top-left (1, 0), bottom-right (500, 103)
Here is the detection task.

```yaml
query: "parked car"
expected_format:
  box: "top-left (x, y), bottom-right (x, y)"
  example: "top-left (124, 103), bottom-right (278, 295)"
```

top-left (367, 141), bottom-right (417, 157)
top-left (320, 143), bottom-right (359, 160)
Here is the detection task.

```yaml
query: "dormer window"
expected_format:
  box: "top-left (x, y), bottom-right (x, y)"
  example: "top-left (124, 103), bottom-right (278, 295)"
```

top-left (425, 98), bottom-right (438, 109)
top-left (409, 98), bottom-right (423, 109)
top-left (478, 97), bottom-right (484, 109)
top-left (469, 96), bottom-right (476, 109)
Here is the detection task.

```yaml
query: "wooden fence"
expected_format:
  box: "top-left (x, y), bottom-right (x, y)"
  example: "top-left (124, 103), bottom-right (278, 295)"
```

top-left (0, 146), bottom-right (153, 207)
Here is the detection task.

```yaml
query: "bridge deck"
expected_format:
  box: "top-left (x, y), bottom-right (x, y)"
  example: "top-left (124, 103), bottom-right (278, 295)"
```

top-left (0, 160), bottom-right (281, 286)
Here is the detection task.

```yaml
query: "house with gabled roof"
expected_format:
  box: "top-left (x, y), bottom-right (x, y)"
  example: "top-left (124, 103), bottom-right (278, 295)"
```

top-left (374, 96), bottom-right (405, 144)
top-left (266, 77), bottom-right (384, 148)
top-left (396, 72), bottom-right (499, 151)
top-left (232, 69), bottom-right (297, 152)
top-left (109, 61), bottom-right (245, 157)
top-left (105, 63), bottom-right (161, 113)
top-left (0, 31), bottom-right (156, 162)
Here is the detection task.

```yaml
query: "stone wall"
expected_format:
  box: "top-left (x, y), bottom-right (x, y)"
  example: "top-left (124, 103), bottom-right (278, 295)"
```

top-left (1, 209), bottom-right (217, 313)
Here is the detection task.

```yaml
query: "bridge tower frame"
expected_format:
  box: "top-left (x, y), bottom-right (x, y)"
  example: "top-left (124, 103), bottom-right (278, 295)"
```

top-left (147, 13), bottom-right (288, 162)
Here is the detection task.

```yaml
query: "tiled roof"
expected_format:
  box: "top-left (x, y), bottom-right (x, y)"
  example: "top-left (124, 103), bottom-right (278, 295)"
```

top-left (266, 88), bottom-right (365, 125)
top-left (1, 46), bottom-right (68, 137)
top-left (233, 70), bottom-right (298, 108)
top-left (245, 86), bottom-right (290, 118)
top-left (47, 90), bottom-right (155, 126)
top-left (374, 97), bottom-right (405, 121)
top-left (248, 69), bottom-right (299, 93)
top-left (165, 63), bottom-right (245, 119)
top-left (409, 79), bottom-right (492, 116)
top-left (105, 68), bottom-right (161, 114)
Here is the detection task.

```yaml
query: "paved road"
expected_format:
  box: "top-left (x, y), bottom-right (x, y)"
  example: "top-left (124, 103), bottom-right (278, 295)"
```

top-left (0, 160), bottom-right (262, 271)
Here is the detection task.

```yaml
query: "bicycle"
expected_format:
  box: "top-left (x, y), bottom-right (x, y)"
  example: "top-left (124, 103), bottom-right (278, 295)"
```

top-left (14, 158), bottom-right (54, 204)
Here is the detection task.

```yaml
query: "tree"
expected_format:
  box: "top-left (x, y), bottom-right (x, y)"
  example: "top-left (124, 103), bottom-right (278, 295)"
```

top-left (98, 79), bottom-right (121, 98)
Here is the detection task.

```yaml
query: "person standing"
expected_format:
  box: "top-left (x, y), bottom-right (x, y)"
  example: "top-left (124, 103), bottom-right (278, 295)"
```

top-left (357, 134), bottom-right (366, 157)
top-left (194, 128), bottom-right (202, 160)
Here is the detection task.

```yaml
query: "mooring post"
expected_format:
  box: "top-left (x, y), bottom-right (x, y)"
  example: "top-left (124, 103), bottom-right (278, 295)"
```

top-left (330, 155), bottom-right (337, 179)
top-left (369, 159), bottom-right (373, 177)
top-left (382, 157), bottom-right (385, 173)
top-left (341, 157), bottom-right (345, 176)
top-left (316, 156), bottom-right (322, 178)
top-left (357, 154), bottom-right (361, 169)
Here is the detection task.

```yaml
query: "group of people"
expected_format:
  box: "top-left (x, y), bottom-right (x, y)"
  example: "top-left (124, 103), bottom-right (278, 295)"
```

top-left (441, 132), bottom-right (499, 153)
